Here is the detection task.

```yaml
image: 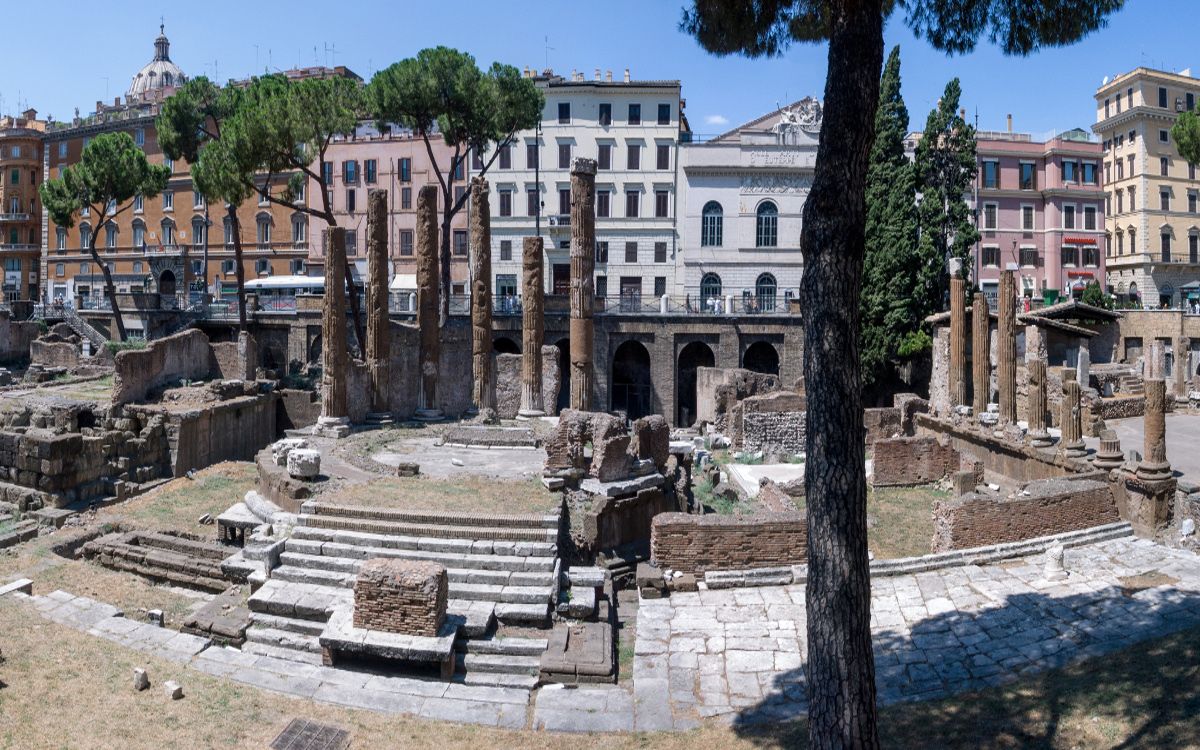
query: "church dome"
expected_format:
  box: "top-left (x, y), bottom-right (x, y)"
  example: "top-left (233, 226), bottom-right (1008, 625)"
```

top-left (127, 25), bottom-right (186, 99)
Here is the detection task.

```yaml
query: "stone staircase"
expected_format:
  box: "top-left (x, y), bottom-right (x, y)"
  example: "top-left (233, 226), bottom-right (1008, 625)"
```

top-left (59, 304), bottom-right (109, 349)
top-left (243, 502), bottom-right (560, 687)
top-left (1118, 373), bottom-right (1145, 396)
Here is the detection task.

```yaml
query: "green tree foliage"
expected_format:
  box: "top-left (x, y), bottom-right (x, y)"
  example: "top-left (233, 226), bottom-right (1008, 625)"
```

top-left (158, 77), bottom-right (254, 327)
top-left (914, 77), bottom-right (980, 305)
top-left (1172, 109), bottom-right (1200, 166)
top-left (367, 47), bottom-right (544, 323)
top-left (39, 132), bottom-right (169, 341)
top-left (1081, 280), bottom-right (1114, 310)
top-left (680, 2), bottom-right (1123, 746)
top-left (861, 46), bottom-right (920, 391)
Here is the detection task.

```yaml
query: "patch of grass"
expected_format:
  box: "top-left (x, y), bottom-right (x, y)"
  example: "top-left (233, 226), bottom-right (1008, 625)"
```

top-left (113, 463), bottom-right (257, 532)
top-left (329, 474), bottom-right (559, 515)
top-left (104, 339), bottom-right (147, 356)
top-left (866, 485), bottom-right (944, 559)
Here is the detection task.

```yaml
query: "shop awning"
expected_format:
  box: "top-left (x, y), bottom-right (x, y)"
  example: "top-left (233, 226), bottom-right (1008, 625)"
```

top-left (389, 274), bottom-right (417, 291)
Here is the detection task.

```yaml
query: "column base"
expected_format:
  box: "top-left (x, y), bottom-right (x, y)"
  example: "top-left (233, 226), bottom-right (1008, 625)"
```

top-left (414, 409), bottom-right (444, 422)
top-left (1122, 471), bottom-right (1177, 537)
top-left (313, 416), bottom-right (351, 439)
top-left (1028, 430), bottom-right (1053, 448)
top-left (1135, 461), bottom-right (1173, 482)
top-left (516, 409), bottom-right (546, 421)
top-left (1063, 441), bottom-right (1087, 459)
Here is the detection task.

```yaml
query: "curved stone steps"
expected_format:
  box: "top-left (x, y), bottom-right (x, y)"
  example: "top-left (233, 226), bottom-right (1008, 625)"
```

top-left (270, 564), bottom-right (555, 607)
top-left (278, 550), bottom-right (556, 588)
top-left (302, 501), bottom-right (560, 530)
top-left (298, 514), bottom-right (556, 543)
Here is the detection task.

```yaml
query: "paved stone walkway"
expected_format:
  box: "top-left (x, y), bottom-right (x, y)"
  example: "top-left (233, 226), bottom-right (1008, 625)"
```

top-left (7, 536), bottom-right (1200, 733)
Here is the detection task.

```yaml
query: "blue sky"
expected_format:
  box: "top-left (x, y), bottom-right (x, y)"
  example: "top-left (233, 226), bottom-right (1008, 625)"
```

top-left (2, 1), bottom-right (1193, 138)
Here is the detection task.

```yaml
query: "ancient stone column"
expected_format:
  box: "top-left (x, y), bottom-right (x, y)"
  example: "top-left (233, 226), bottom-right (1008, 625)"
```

top-left (1137, 378), bottom-right (1172, 480)
top-left (997, 270), bottom-right (1017, 425)
top-left (1173, 337), bottom-right (1190, 403)
top-left (519, 237), bottom-right (545, 418)
top-left (972, 292), bottom-right (990, 418)
top-left (569, 157), bottom-right (597, 411)
top-left (1092, 429), bottom-right (1124, 470)
top-left (415, 185), bottom-right (442, 421)
top-left (469, 178), bottom-right (495, 417)
top-left (1059, 370), bottom-right (1086, 458)
top-left (949, 275), bottom-right (967, 408)
top-left (1026, 359), bottom-right (1052, 447)
top-left (316, 227), bottom-right (350, 437)
top-left (366, 189), bottom-right (390, 415)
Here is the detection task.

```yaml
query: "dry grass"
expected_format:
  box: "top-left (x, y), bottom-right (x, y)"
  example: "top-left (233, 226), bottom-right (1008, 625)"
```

top-left (325, 475), bottom-right (561, 516)
top-left (2, 596), bottom-right (1200, 749)
top-left (867, 486), bottom-right (943, 559)
top-left (104, 462), bottom-right (257, 532)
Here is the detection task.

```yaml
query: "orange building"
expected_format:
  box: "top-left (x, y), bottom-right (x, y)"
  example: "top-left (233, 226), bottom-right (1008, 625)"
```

top-left (0, 110), bottom-right (45, 301)
top-left (43, 27), bottom-right (312, 311)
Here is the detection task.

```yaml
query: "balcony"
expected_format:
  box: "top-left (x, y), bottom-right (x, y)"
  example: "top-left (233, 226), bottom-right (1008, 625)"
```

top-left (0, 213), bottom-right (31, 222)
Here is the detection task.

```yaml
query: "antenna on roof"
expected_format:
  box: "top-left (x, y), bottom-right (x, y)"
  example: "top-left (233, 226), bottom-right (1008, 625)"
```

top-left (544, 36), bottom-right (555, 69)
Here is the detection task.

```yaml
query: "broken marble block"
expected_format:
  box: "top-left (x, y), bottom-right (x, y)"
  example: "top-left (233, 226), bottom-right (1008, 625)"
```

top-left (271, 437), bottom-right (309, 467)
top-left (286, 449), bottom-right (321, 480)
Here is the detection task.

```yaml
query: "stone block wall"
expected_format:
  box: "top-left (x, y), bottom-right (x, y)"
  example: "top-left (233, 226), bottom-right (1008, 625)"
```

top-left (277, 389), bottom-right (320, 430)
top-left (494, 347), bottom-right (561, 419)
top-left (135, 391), bottom-right (279, 476)
top-left (651, 511), bottom-right (807, 575)
top-left (931, 478), bottom-right (1118, 551)
top-left (210, 332), bottom-right (257, 381)
top-left (864, 407), bottom-right (902, 444)
top-left (871, 436), bottom-right (960, 487)
top-left (353, 558), bottom-right (447, 636)
top-left (112, 329), bottom-right (215, 405)
top-left (0, 312), bottom-right (40, 363)
top-left (695, 367), bottom-right (781, 428)
top-left (30, 340), bottom-right (79, 370)
top-left (733, 390), bottom-right (806, 454)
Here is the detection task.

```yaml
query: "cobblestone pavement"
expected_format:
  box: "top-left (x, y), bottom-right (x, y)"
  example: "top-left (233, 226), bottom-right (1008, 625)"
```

top-left (630, 537), bottom-right (1200, 728)
top-left (6, 536), bottom-right (1200, 734)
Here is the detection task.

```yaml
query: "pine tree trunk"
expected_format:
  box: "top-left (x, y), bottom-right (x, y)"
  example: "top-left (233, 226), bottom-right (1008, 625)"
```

top-left (92, 242), bottom-right (127, 342)
top-left (439, 203), bottom-right (452, 327)
top-left (227, 205), bottom-right (247, 330)
top-left (801, 2), bottom-right (884, 747)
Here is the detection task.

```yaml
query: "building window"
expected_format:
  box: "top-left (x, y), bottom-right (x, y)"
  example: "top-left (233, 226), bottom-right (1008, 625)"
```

top-left (453, 159), bottom-right (464, 181)
top-left (55, 263), bottom-right (64, 277)
top-left (496, 273), bottom-right (517, 299)
top-left (597, 190), bottom-right (610, 218)
top-left (498, 145), bottom-right (511, 170)
top-left (756, 273), bottom-right (777, 311)
top-left (527, 187), bottom-right (538, 216)
top-left (657, 103), bottom-right (670, 125)
top-left (1083, 245), bottom-right (1099, 267)
top-left (598, 144), bottom-right (612, 170)
top-left (192, 218), bottom-right (206, 249)
top-left (624, 241), bottom-right (637, 263)
top-left (701, 201), bottom-right (723, 246)
top-left (1162, 233), bottom-right (1172, 262)
top-left (344, 188), bottom-right (356, 213)
top-left (982, 246), bottom-right (1000, 267)
top-left (1129, 187), bottom-right (1136, 211)
top-left (499, 239), bottom-right (512, 261)
top-left (255, 259), bottom-right (270, 275)
top-left (399, 158), bottom-right (411, 182)
top-left (453, 230), bottom-right (467, 256)
top-left (1021, 205), bottom-right (1034, 231)
top-left (1062, 160), bottom-right (1077, 182)
top-left (104, 223), bottom-right (117, 250)
top-left (56, 227), bottom-right (66, 250)
top-left (756, 201), bottom-right (778, 247)
top-left (365, 159), bottom-right (377, 184)
top-left (1159, 86), bottom-right (1169, 108)
top-left (628, 103), bottom-right (641, 124)
top-left (1161, 157), bottom-right (1170, 176)
top-left (1083, 206), bottom-right (1097, 230)
top-left (343, 160), bottom-right (357, 184)
top-left (1191, 235), bottom-right (1199, 264)
top-left (399, 230), bottom-right (414, 256)
top-left (256, 215), bottom-right (272, 247)
top-left (595, 241), bottom-right (608, 263)
top-left (654, 276), bottom-right (666, 296)
top-left (1082, 162), bottom-right (1097, 185)
top-left (700, 272), bottom-right (721, 305)
top-left (558, 143), bottom-right (571, 169)
top-left (344, 230), bottom-right (357, 256)
top-left (79, 224), bottom-right (91, 249)
top-left (1117, 191), bottom-right (1124, 214)
top-left (1062, 245), bottom-right (1078, 267)
top-left (1160, 129), bottom-right (1170, 143)
top-left (472, 149), bottom-right (484, 171)
top-left (499, 190), bottom-right (512, 217)
top-left (1190, 92), bottom-right (1197, 111)
top-left (1128, 155), bottom-right (1135, 176)
top-left (1019, 246), bottom-right (1038, 267)
top-left (656, 144), bottom-right (670, 170)
top-left (599, 103), bottom-right (612, 126)
top-left (1019, 162), bottom-right (1036, 190)
top-left (982, 160), bottom-right (998, 188)
top-left (1117, 232), bottom-right (1124, 255)
top-left (558, 188), bottom-right (570, 216)
top-left (982, 203), bottom-right (997, 230)
top-left (627, 144), bottom-right (640, 170)
top-left (519, 142), bottom-right (535, 170)
top-left (1190, 192), bottom-right (1198, 214)
top-left (654, 242), bottom-right (667, 263)
top-left (322, 162), bottom-right (333, 185)
top-left (57, 142), bottom-right (67, 158)
top-left (162, 191), bottom-right (173, 211)
top-left (1161, 190), bottom-right (1171, 212)
top-left (558, 102), bottom-right (570, 124)
top-left (161, 220), bottom-right (175, 246)
top-left (401, 187), bottom-right (412, 210)
top-left (625, 190), bottom-right (639, 218)
top-left (654, 190), bottom-right (669, 218)
top-left (1063, 205), bottom-right (1075, 230)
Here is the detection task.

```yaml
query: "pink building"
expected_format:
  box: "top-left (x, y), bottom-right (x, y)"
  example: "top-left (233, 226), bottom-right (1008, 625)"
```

top-left (974, 128), bottom-right (1106, 306)
top-left (307, 124), bottom-right (471, 293)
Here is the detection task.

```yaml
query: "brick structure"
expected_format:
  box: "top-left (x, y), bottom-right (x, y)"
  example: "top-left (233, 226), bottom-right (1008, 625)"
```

top-left (353, 559), bottom-right (447, 637)
top-left (871, 436), bottom-right (961, 487)
top-left (863, 406), bottom-right (902, 444)
top-left (731, 390), bottom-right (806, 454)
top-left (931, 478), bottom-right (1118, 551)
top-left (630, 414), bottom-right (670, 469)
top-left (545, 409), bottom-right (626, 477)
top-left (651, 512), bottom-right (807, 576)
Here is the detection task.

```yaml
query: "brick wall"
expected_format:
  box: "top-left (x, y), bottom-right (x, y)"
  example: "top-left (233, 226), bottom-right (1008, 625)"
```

top-left (931, 478), bottom-right (1118, 551)
top-left (733, 390), bottom-right (805, 454)
top-left (353, 558), bottom-right (447, 636)
top-left (209, 331), bottom-right (257, 381)
top-left (29, 340), bottom-right (79, 369)
top-left (864, 406), bottom-right (902, 444)
top-left (112, 329), bottom-right (215, 405)
top-left (871, 436), bottom-right (960, 487)
top-left (651, 511), bottom-right (806, 575)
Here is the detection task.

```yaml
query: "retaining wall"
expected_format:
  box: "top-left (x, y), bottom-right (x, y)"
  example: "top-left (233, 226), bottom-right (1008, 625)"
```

top-left (651, 511), bottom-right (807, 575)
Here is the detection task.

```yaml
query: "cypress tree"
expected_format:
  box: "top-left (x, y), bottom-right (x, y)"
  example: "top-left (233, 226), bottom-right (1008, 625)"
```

top-left (861, 46), bottom-right (919, 391)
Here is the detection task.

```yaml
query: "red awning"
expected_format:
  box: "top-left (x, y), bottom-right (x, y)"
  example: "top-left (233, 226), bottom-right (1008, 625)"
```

top-left (1063, 237), bottom-right (1097, 245)
top-left (1066, 271), bottom-right (1095, 278)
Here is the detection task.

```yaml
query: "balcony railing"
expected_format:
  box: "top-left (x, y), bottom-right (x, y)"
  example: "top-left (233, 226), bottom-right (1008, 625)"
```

top-left (0, 213), bottom-right (31, 222)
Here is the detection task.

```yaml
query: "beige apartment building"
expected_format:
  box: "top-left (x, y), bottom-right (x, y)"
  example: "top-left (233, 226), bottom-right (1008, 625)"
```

top-left (1094, 67), bottom-right (1200, 309)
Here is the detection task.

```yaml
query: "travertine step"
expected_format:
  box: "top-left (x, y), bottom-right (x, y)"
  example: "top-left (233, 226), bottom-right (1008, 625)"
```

top-left (303, 502), bottom-right (560, 531)
top-left (270, 565), bottom-right (554, 606)
top-left (287, 530), bottom-right (557, 571)
top-left (249, 611), bottom-right (326, 637)
top-left (495, 602), bottom-right (551, 627)
top-left (247, 578), bottom-right (347, 621)
top-left (451, 672), bottom-right (539, 690)
top-left (242, 640), bottom-right (325, 666)
top-left (448, 600), bottom-right (496, 637)
top-left (299, 514), bottom-right (556, 543)
top-left (455, 635), bottom-right (547, 657)
top-left (455, 652), bottom-right (541, 676)
top-left (278, 550), bottom-right (555, 587)
top-left (290, 526), bottom-right (558, 558)
top-left (244, 625), bottom-right (322, 654)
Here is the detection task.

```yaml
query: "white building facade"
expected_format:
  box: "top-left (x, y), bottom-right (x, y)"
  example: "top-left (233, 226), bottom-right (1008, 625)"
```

top-left (676, 100), bottom-right (817, 311)
top-left (482, 70), bottom-right (682, 308)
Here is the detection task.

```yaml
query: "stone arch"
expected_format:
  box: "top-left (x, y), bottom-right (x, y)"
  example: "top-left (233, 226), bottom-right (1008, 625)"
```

top-left (554, 337), bottom-right (570, 413)
top-left (677, 341), bottom-right (716, 426)
top-left (743, 340), bottom-right (779, 376)
top-left (158, 268), bottom-right (177, 296)
top-left (611, 339), bottom-right (653, 419)
top-left (493, 336), bottom-right (520, 354)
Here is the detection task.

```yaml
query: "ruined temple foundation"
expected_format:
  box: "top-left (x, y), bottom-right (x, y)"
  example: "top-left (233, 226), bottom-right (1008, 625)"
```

top-left (468, 178), bottom-right (496, 418)
top-left (1059, 369), bottom-right (1086, 459)
top-left (1124, 378), bottom-right (1176, 537)
top-left (366, 188), bottom-right (391, 417)
top-left (1026, 359), bottom-right (1053, 448)
top-left (314, 227), bottom-right (350, 439)
top-left (949, 276), bottom-right (967, 409)
top-left (971, 291), bottom-right (990, 419)
top-left (569, 158), bottom-right (597, 411)
top-left (997, 270), bottom-right (1017, 425)
top-left (518, 237), bottom-right (546, 419)
top-left (415, 185), bottom-right (443, 421)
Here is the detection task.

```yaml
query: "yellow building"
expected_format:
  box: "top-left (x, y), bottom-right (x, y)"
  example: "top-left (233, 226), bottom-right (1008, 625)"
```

top-left (1094, 67), bottom-right (1200, 309)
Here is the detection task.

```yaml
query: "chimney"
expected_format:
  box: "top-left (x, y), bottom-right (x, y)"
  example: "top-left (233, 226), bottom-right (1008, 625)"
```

top-left (623, 68), bottom-right (631, 83)
top-left (114, 97), bottom-right (120, 107)
top-left (594, 68), bottom-right (601, 81)
top-left (1006, 113), bottom-right (1013, 133)
top-left (605, 70), bottom-right (613, 82)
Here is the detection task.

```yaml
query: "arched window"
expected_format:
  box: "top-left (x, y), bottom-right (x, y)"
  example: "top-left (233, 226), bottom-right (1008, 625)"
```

top-left (700, 272), bottom-right (722, 310)
top-left (132, 219), bottom-right (146, 250)
top-left (161, 219), bottom-right (176, 246)
top-left (256, 213), bottom-right (272, 248)
top-left (78, 223), bottom-right (91, 249)
top-left (291, 214), bottom-right (307, 246)
top-left (192, 217), bottom-right (207, 250)
top-left (755, 201), bottom-right (778, 247)
top-left (756, 272), bottom-right (777, 312)
top-left (104, 222), bottom-right (117, 250)
top-left (223, 216), bottom-right (234, 247)
top-left (700, 201), bottom-right (723, 247)
top-left (55, 227), bottom-right (66, 251)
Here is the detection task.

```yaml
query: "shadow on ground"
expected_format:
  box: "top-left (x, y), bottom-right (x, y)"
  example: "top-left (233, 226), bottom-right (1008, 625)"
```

top-left (729, 585), bottom-right (1200, 749)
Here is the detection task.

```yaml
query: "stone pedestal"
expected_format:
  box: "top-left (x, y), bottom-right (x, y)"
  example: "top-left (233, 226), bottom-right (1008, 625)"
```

top-left (1138, 378), bottom-right (1172, 480)
top-left (1059, 370), bottom-right (1086, 458)
top-left (949, 276), bottom-right (967, 409)
top-left (468, 178), bottom-right (495, 417)
top-left (317, 227), bottom-right (349, 436)
top-left (519, 237), bottom-right (546, 418)
top-left (998, 270), bottom-right (1017, 425)
top-left (366, 189), bottom-right (391, 414)
top-left (415, 185), bottom-right (443, 421)
top-left (1122, 471), bottom-right (1177, 537)
top-left (569, 158), bottom-right (597, 411)
top-left (1026, 359), bottom-right (1053, 447)
top-left (1093, 429), bottom-right (1124, 470)
top-left (971, 292), bottom-right (990, 419)
top-left (354, 559), bottom-right (447, 637)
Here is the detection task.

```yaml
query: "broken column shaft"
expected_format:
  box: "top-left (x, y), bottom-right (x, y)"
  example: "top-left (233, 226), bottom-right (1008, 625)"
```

top-left (316, 227), bottom-right (350, 437)
top-left (972, 291), bottom-right (990, 418)
top-left (997, 270), bottom-right (1017, 424)
top-left (1027, 359), bottom-right (1052, 447)
top-left (949, 275), bottom-right (967, 408)
top-left (366, 189), bottom-right (390, 414)
top-left (469, 178), bottom-right (495, 415)
top-left (569, 158), bottom-right (596, 411)
top-left (519, 236), bottom-right (545, 418)
top-left (1059, 369), bottom-right (1086, 458)
top-left (415, 185), bottom-right (442, 420)
top-left (1138, 378), bottom-right (1172, 480)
